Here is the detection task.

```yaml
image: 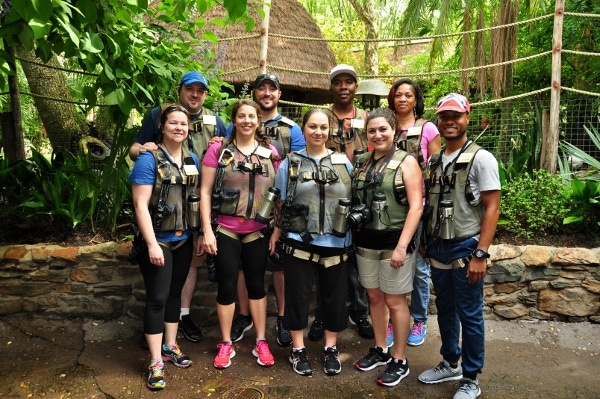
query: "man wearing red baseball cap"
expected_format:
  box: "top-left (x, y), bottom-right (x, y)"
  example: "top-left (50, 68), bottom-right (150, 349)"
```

top-left (419, 93), bottom-right (500, 399)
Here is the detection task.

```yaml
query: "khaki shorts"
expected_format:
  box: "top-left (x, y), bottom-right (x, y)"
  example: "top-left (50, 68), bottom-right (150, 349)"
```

top-left (355, 247), bottom-right (415, 295)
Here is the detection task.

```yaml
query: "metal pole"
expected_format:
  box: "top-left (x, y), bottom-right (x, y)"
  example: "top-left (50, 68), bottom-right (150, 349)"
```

top-left (544, 0), bottom-right (564, 173)
top-left (258, 0), bottom-right (271, 74)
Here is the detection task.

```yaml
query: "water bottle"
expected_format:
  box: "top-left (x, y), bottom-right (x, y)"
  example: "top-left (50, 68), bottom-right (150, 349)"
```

top-left (332, 198), bottom-right (352, 237)
top-left (439, 199), bottom-right (455, 239)
top-left (186, 192), bottom-right (200, 230)
top-left (370, 193), bottom-right (388, 231)
top-left (255, 187), bottom-right (281, 224)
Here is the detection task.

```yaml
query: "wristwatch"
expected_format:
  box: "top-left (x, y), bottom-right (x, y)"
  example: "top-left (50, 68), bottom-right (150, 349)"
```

top-left (472, 248), bottom-right (490, 259)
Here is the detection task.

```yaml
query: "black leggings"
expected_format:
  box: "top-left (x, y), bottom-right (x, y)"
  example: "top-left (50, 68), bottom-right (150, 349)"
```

top-left (215, 232), bottom-right (269, 305)
top-left (138, 238), bottom-right (193, 334)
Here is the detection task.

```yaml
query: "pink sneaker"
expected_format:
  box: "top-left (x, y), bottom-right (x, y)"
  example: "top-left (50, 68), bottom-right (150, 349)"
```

top-left (214, 342), bottom-right (236, 369)
top-left (252, 340), bottom-right (275, 367)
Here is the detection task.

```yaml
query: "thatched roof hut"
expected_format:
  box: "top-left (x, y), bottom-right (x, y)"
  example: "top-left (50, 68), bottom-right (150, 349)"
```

top-left (204, 0), bottom-right (337, 105)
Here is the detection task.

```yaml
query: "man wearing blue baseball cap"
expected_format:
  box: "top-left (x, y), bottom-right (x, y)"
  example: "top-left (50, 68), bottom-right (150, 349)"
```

top-left (129, 71), bottom-right (227, 346)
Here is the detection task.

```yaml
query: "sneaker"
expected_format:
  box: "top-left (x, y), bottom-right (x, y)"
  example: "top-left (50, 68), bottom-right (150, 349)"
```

top-left (179, 314), bottom-right (203, 343)
top-left (147, 359), bottom-right (165, 390)
top-left (407, 321), bottom-right (427, 346)
top-left (289, 348), bottom-right (313, 376)
top-left (323, 346), bottom-right (341, 375)
top-left (454, 378), bottom-right (482, 399)
top-left (386, 322), bottom-right (394, 347)
top-left (418, 360), bottom-right (463, 384)
top-left (349, 316), bottom-right (374, 339)
top-left (377, 358), bottom-right (410, 387)
top-left (231, 314), bottom-right (253, 343)
top-left (214, 341), bottom-right (236, 369)
top-left (308, 319), bottom-right (324, 341)
top-left (275, 316), bottom-right (292, 347)
top-left (252, 340), bottom-right (275, 367)
top-left (161, 344), bottom-right (192, 368)
top-left (355, 346), bottom-right (391, 371)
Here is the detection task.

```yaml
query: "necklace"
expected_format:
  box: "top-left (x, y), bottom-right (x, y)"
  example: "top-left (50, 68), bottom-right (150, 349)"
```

top-left (161, 144), bottom-right (182, 164)
top-left (233, 140), bottom-right (258, 160)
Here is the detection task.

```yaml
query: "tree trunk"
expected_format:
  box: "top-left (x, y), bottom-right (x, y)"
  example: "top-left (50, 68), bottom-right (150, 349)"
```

top-left (349, 0), bottom-right (379, 75)
top-left (2, 42), bottom-right (25, 164)
top-left (16, 47), bottom-right (89, 156)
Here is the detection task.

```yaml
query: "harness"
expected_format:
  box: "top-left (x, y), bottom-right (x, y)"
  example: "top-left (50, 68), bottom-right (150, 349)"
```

top-left (263, 115), bottom-right (294, 157)
top-left (150, 146), bottom-right (199, 233)
top-left (425, 141), bottom-right (482, 238)
top-left (396, 118), bottom-right (428, 170)
top-left (209, 142), bottom-right (274, 243)
top-left (186, 108), bottom-right (218, 158)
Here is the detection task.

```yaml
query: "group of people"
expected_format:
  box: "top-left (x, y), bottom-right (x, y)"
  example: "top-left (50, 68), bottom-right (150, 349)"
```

top-left (128, 64), bottom-right (500, 399)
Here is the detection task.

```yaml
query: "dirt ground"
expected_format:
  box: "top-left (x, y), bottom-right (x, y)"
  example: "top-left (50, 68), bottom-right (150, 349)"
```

top-left (1, 312), bottom-right (599, 399)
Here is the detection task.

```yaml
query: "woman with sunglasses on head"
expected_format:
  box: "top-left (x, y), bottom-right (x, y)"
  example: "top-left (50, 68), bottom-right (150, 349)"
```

top-left (198, 99), bottom-right (280, 370)
top-left (387, 78), bottom-right (440, 347)
top-left (352, 108), bottom-right (423, 387)
top-left (130, 103), bottom-right (200, 390)
top-left (269, 108), bottom-right (353, 376)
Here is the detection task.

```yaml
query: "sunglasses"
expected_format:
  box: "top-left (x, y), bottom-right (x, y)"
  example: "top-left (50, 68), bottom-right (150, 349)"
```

top-left (164, 104), bottom-right (189, 114)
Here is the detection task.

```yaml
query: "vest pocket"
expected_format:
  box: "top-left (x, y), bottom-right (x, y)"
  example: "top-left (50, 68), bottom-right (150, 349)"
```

top-left (218, 188), bottom-right (240, 216)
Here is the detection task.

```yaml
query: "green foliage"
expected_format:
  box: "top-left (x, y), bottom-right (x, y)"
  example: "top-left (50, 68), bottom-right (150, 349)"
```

top-left (0, 131), bottom-right (133, 234)
top-left (563, 177), bottom-right (600, 229)
top-left (0, 0), bottom-right (251, 120)
top-left (500, 169), bottom-right (570, 239)
top-left (497, 102), bottom-right (543, 186)
top-left (558, 123), bottom-right (600, 230)
top-left (0, 149), bottom-right (100, 232)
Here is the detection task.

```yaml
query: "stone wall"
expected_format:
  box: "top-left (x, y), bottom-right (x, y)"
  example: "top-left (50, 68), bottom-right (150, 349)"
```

top-left (0, 242), bottom-right (599, 323)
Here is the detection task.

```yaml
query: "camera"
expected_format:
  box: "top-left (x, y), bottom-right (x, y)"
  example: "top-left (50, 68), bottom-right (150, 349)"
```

top-left (347, 204), bottom-right (373, 229)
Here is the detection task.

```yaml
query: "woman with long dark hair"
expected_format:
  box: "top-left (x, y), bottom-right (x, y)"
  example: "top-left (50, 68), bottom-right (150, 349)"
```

top-left (198, 99), bottom-right (280, 370)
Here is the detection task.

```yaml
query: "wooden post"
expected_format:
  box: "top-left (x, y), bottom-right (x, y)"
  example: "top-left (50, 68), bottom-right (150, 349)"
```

top-left (544, 0), bottom-right (564, 174)
top-left (258, 0), bottom-right (271, 74)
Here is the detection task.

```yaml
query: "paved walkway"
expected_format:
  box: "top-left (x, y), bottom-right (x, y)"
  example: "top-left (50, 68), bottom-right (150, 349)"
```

top-left (2, 313), bottom-right (599, 398)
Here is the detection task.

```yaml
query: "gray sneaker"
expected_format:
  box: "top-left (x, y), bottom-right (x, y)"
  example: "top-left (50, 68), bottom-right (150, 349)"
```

top-left (418, 360), bottom-right (463, 384)
top-left (453, 378), bottom-right (481, 399)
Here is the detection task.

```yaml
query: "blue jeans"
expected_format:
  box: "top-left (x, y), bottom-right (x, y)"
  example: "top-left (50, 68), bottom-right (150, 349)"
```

top-left (410, 222), bottom-right (429, 323)
top-left (428, 237), bottom-right (484, 379)
top-left (410, 252), bottom-right (430, 323)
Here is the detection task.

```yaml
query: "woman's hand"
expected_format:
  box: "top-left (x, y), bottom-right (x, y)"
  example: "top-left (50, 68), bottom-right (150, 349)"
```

top-left (269, 227), bottom-right (282, 255)
top-left (148, 242), bottom-right (164, 267)
top-left (196, 235), bottom-right (205, 257)
top-left (202, 230), bottom-right (218, 255)
top-left (390, 245), bottom-right (407, 269)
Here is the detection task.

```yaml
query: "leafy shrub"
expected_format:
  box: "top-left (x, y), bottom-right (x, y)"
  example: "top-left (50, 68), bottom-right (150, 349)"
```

top-left (500, 169), bottom-right (571, 239)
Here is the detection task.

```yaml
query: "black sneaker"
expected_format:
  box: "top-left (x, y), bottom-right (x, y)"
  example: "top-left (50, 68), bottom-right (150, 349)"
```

top-left (161, 344), bottom-right (192, 368)
top-left (179, 315), bottom-right (203, 343)
top-left (289, 348), bottom-right (313, 376)
top-left (349, 316), bottom-right (374, 339)
top-left (231, 314), bottom-right (253, 343)
top-left (323, 347), bottom-right (341, 375)
top-left (275, 316), bottom-right (292, 347)
top-left (308, 319), bottom-right (324, 341)
top-left (377, 358), bottom-right (410, 387)
top-left (355, 346), bottom-right (391, 371)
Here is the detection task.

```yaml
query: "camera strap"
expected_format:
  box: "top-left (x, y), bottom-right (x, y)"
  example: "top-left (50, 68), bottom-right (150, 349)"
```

top-left (356, 146), bottom-right (396, 202)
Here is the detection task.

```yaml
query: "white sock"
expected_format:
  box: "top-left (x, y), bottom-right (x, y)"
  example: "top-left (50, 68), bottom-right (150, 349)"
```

top-left (180, 308), bottom-right (190, 319)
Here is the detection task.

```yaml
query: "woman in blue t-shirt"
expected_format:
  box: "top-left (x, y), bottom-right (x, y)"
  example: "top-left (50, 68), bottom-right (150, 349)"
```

top-left (130, 103), bottom-right (200, 391)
